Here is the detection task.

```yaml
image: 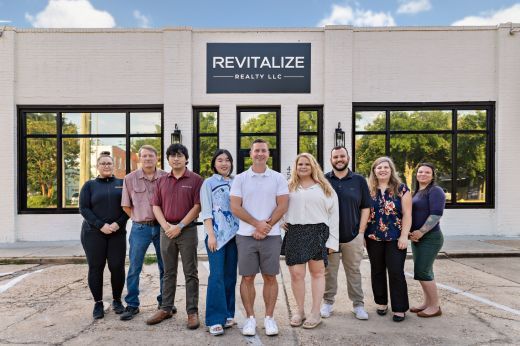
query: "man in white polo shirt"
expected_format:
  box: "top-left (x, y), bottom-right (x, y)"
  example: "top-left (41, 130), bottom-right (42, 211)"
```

top-left (230, 138), bottom-right (289, 337)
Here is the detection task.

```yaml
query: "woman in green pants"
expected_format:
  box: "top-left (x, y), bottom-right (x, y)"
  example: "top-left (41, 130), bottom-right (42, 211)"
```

top-left (409, 163), bottom-right (445, 318)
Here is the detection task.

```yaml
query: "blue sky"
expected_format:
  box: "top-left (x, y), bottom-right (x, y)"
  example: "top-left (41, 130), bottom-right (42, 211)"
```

top-left (1, 0), bottom-right (520, 28)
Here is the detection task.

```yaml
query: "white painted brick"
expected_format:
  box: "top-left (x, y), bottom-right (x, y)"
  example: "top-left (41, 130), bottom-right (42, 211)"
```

top-left (0, 26), bottom-right (517, 241)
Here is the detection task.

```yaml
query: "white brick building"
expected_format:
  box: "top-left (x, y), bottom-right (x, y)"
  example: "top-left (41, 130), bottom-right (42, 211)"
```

top-left (0, 24), bottom-right (518, 242)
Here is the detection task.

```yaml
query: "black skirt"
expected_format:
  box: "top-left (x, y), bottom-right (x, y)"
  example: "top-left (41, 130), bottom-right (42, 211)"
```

top-left (282, 223), bottom-right (329, 267)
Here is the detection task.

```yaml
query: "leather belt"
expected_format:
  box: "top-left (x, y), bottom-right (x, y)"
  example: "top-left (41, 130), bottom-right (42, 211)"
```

top-left (134, 220), bottom-right (159, 226)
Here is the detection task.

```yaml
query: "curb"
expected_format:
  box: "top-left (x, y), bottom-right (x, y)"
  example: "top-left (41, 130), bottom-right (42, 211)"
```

top-left (2, 251), bottom-right (520, 265)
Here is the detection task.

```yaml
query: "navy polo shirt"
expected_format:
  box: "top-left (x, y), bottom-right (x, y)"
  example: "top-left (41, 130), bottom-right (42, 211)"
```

top-left (325, 170), bottom-right (371, 243)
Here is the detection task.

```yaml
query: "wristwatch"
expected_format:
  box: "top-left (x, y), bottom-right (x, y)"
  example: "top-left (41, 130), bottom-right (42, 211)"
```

top-left (178, 222), bottom-right (185, 230)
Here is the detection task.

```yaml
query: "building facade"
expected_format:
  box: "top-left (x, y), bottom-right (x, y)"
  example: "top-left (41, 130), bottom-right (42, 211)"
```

top-left (0, 24), bottom-right (518, 242)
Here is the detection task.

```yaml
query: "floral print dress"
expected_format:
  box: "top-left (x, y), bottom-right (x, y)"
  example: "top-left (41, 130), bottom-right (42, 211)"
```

top-left (366, 184), bottom-right (410, 241)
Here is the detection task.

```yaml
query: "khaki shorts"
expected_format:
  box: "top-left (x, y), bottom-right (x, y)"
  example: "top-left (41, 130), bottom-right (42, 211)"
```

top-left (236, 235), bottom-right (282, 276)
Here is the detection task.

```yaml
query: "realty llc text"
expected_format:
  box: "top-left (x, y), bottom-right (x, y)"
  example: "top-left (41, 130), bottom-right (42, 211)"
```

top-left (234, 74), bottom-right (282, 80)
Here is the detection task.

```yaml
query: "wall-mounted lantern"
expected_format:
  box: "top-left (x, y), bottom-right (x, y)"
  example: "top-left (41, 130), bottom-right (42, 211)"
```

top-left (171, 123), bottom-right (182, 144)
top-left (335, 122), bottom-right (345, 147)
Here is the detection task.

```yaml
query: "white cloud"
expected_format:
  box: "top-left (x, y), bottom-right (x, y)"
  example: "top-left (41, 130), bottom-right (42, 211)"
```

top-left (25, 0), bottom-right (115, 28)
top-left (397, 0), bottom-right (432, 15)
top-left (452, 3), bottom-right (520, 26)
top-left (133, 10), bottom-right (150, 28)
top-left (318, 4), bottom-right (396, 27)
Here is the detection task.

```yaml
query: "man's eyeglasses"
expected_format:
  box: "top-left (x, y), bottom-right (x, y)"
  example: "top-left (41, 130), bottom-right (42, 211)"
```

top-left (98, 162), bottom-right (113, 166)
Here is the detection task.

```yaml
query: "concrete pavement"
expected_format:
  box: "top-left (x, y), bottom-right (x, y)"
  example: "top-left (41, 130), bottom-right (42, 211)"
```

top-left (1, 257), bottom-right (519, 345)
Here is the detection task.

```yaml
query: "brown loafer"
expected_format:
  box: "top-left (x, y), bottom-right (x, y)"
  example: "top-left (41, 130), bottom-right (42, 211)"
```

top-left (146, 309), bottom-right (173, 325)
top-left (410, 306), bottom-right (426, 313)
top-left (187, 313), bottom-right (200, 329)
top-left (417, 307), bottom-right (442, 318)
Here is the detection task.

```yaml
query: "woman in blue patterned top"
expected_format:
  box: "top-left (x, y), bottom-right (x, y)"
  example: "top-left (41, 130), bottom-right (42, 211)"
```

top-left (365, 157), bottom-right (411, 322)
top-left (200, 149), bottom-right (240, 336)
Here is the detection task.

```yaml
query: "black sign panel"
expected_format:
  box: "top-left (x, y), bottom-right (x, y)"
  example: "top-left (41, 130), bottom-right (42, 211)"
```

top-left (207, 43), bottom-right (311, 94)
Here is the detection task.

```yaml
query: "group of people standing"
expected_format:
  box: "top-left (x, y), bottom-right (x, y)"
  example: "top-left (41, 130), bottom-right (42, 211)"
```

top-left (79, 138), bottom-right (445, 337)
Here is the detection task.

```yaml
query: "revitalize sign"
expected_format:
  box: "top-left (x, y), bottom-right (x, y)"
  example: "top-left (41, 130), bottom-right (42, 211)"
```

top-left (207, 43), bottom-right (311, 93)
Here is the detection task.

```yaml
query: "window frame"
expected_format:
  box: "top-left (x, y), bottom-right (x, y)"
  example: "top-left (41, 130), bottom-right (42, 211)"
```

top-left (18, 105), bottom-right (164, 214)
top-left (236, 106), bottom-right (281, 173)
top-left (297, 106), bottom-right (323, 168)
top-left (352, 102), bottom-right (495, 209)
top-left (192, 107), bottom-right (220, 176)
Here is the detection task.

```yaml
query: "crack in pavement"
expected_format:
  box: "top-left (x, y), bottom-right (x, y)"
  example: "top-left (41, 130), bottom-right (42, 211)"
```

top-left (468, 309), bottom-right (513, 344)
top-left (57, 319), bottom-right (98, 345)
top-left (443, 294), bottom-right (520, 322)
top-left (0, 264), bottom-right (50, 281)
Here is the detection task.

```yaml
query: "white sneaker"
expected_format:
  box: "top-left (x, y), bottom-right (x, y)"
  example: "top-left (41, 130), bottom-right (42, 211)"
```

top-left (320, 303), bottom-right (334, 318)
top-left (264, 316), bottom-right (279, 336)
top-left (353, 306), bottom-right (369, 320)
top-left (242, 316), bottom-right (256, 336)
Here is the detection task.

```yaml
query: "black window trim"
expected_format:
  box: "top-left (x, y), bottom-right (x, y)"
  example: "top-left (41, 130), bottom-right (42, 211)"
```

top-left (18, 105), bottom-right (164, 214)
top-left (192, 106), bottom-right (220, 175)
top-left (297, 105), bottom-right (324, 168)
top-left (352, 101), bottom-right (495, 209)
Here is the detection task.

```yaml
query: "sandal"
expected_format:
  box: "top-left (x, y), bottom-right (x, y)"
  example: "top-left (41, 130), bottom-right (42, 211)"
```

top-left (209, 324), bottom-right (224, 336)
top-left (290, 313), bottom-right (306, 327)
top-left (302, 315), bottom-right (321, 329)
top-left (224, 318), bottom-right (236, 329)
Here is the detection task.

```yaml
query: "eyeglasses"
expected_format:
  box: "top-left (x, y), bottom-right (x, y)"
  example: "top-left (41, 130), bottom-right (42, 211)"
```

top-left (98, 162), bottom-right (113, 166)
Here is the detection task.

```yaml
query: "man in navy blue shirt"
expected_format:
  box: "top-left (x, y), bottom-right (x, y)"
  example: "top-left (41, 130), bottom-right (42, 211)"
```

top-left (321, 146), bottom-right (371, 320)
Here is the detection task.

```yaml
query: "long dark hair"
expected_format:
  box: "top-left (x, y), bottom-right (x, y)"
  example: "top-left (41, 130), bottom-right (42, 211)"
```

top-left (211, 149), bottom-right (234, 177)
top-left (413, 162), bottom-right (436, 196)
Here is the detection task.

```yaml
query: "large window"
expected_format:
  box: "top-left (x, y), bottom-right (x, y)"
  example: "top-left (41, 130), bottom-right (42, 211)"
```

top-left (18, 106), bottom-right (163, 213)
top-left (237, 107), bottom-right (281, 173)
top-left (298, 106), bottom-right (323, 167)
top-left (193, 108), bottom-right (219, 178)
top-left (353, 103), bottom-right (494, 208)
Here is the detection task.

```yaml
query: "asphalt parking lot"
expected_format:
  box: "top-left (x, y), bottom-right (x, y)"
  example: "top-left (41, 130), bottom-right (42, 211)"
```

top-left (0, 257), bottom-right (519, 345)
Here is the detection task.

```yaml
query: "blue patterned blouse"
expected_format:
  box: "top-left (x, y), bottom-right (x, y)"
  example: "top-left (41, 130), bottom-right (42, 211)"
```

top-left (366, 183), bottom-right (410, 241)
top-left (200, 174), bottom-right (240, 250)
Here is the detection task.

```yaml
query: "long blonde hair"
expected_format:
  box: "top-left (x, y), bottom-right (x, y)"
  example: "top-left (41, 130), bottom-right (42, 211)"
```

top-left (288, 153), bottom-right (334, 197)
top-left (368, 156), bottom-right (402, 197)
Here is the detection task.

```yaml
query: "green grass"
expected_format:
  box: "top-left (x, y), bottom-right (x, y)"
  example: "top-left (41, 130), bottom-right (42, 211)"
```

top-left (144, 254), bottom-right (158, 265)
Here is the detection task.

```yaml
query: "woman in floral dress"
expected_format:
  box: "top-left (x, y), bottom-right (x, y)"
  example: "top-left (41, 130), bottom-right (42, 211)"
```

top-left (365, 157), bottom-right (411, 322)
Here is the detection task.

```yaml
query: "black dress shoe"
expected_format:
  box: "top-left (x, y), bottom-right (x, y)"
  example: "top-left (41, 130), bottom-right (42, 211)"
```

top-left (376, 307), bottom-right (388, 316)
top-left (93, 301), bottom-right (104, 319)
top-left (393, 313), bottom-right (406, 322)
top-left (112, 300), bottom-right (125, 314)
top-left (120, 306), bottom-right (140, 321)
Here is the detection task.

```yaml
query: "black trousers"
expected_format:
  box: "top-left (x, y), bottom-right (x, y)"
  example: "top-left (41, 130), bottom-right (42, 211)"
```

top-left (81, 222), bottom-right (126, 302)
top-left (365, 238), bottom-right (409, 313)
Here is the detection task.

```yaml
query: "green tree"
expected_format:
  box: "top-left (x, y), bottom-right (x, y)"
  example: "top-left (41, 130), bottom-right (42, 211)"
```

top-left (298, 111), bottom-right (319, 159)
top-left (356, 111), bottom-right (452, 188)
top-left (196, 112), bottom-right (218, 178)
top-left (355, 110), bottom-right (487, 200)
top-left (26, 114), bottom-right (80, 207)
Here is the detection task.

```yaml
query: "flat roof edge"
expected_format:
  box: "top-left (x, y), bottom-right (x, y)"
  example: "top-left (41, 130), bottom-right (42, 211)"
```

top-left (2, 23), bottom-right (518, 33)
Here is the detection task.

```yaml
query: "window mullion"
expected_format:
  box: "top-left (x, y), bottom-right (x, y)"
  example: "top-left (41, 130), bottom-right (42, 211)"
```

top-left (126, 112), bottom-right (131, 174)
top-left (56, 112), bottom-right (63, 210)
top-left (385, 110), bottom-right (390, 156)
top-left (451, 109), bottom-right (457, 205)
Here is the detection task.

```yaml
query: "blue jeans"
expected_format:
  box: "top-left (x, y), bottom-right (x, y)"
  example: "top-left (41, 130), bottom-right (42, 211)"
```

top-left (124, 222), bottom-right (164, 308)
top-left (205, 236), bottom-right (238, 326)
